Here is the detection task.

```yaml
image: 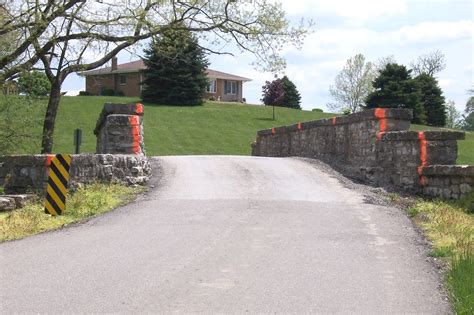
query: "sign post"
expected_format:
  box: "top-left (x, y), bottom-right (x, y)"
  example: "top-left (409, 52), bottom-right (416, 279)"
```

top-left (74, 129), bottom-right (82, 154)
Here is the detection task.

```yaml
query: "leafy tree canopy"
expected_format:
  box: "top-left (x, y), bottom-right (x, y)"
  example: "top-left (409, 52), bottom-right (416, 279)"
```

top-left (18, 71), bottom-right (51, 97)
top-left (366, 63), bottom-right (426, 124)
top-left (141, 27), bottom-right (209, 106)
top-left (328, 53), bottom-right (375, 113)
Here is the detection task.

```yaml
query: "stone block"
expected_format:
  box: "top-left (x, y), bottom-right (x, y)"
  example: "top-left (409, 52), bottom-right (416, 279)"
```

top-left (0, 197), bottom-right (15, 211)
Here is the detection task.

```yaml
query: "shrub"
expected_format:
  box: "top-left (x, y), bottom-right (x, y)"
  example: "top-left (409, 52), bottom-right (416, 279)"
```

top-left (78, 91), bottom-right (90, 96)
top-left (312, 108), bottom-right (323, 112)
top-left (101, 89), bottom-right (115, 96)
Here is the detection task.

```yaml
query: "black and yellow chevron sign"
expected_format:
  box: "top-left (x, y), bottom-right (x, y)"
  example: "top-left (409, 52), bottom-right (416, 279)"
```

top-left (44, 154), bottom-right (71, 216)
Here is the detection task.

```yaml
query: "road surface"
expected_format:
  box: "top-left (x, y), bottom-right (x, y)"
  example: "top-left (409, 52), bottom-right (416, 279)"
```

top-left (1, 156), bottom-right (451, 313)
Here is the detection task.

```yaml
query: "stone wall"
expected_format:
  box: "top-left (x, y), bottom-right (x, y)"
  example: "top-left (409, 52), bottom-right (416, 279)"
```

top-left (252, 108), bottom-right (473, 199)
top-left (1, 154), bottom-right (151, 194)
top-left (95, 102), bottom-right (145, 155)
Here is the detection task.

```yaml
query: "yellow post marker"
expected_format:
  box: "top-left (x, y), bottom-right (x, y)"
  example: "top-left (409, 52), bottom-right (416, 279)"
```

top-left (44, 154), bottom-right (71, 216)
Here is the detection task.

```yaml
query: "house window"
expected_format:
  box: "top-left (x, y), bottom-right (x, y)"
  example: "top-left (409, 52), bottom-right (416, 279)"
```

top-left (224, 81), bottom-right (237, 95)
top-left (206, 79), bottom-right (216, 93)
top-left (119, 75), bottom-right (127, 85)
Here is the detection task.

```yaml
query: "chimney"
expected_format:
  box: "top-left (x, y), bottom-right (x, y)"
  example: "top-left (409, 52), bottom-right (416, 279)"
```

top-left (111, 57), bottom-right (118, 71)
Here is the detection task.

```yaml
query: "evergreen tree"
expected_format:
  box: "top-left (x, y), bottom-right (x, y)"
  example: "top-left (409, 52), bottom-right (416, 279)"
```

top-left (281, 76), bottom-right (302, 109)
top-left (366, 63), bottom-right (425, 124)
top-left (141, 27), bottom-right (209, 105)
top-left (414, 73), bottom-right (446, 126)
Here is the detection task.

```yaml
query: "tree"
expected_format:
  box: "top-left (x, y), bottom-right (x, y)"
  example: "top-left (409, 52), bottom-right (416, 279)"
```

top-left (261, 75), bottom-right (301, 109)
top-left (410, 50), bottom-right (446, 76)
top-left (366, 63), bottom-right (425, 124)
top-left (328, 54), bottom-right (375, 113)
top-left (414, 73), bottom-right (446, 126)
top-left (141, 28), bottom-right (209, 105)
top-left (261, 77), bottom-right (285, 106)
top-left (0, 1), bottom-right (310, 153)
top-left (281, 76), bottom-right (301, 109)
top-left (18, 71), bottom-right (51, 97)
top-left (461, 88), bottom-right (474, 131)
top-left (445, 100), bottom-right (461, 129)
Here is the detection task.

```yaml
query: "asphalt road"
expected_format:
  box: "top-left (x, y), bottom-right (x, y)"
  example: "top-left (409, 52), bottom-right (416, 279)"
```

top-left (1, 156), bottom-right (451, 313)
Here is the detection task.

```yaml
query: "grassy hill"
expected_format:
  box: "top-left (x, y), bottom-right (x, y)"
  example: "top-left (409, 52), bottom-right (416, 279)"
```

top-left (5, 96), bottom-right (474, 164)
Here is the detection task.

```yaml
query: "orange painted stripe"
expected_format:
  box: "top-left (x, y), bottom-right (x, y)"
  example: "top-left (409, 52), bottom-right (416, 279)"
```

top-left (271, 127), bottom-right (276, 135)
top-left (297, 122), bottom-right (302, 130)
top-left (418, 131), bottom-right (428, 186)
top-left (374, 108), bottom-right (387, 141)
top-left (135, 103), bottom-right (143, 114)
top-left (45, 154), bottom-right (53, 167)
top-left (129, 116), bottom-right (141, 154)
top-left (332, 117), bottom-right (336, 125)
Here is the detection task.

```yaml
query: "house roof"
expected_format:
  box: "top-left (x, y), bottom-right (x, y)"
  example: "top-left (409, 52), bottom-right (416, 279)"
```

top-left (80, 60), bottom-right (252, 82)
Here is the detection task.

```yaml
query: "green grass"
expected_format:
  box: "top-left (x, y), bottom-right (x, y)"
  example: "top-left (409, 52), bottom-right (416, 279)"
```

top-left (3, 95), bottom-right (473, 164)
top-left (409, 194), bottom-right (474, 314)
top-left (0, 183), bottom-right (143, 242)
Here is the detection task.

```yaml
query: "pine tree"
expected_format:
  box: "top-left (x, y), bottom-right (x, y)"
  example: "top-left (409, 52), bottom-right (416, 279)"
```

top-left (281, 76), bottom-right (302, 109)
top-left (366, 63), bottom-right (425, 124)
top-left (141, 27), bottom-right (209, 105)
top-left (414, 73), bottom-right (446, 126)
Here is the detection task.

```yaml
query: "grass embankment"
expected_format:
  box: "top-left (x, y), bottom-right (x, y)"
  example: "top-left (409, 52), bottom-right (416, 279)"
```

top-left (406, 194), bottom-right (473, 314)
top-left (0, 183), bottom-right (143, 242)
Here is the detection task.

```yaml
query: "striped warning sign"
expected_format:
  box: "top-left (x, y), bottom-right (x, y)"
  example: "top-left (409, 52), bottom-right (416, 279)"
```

top-left (44, 154), bottom-right (71, 216)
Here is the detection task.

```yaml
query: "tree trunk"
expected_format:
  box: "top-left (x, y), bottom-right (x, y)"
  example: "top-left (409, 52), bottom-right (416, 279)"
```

top-left (40, 81), bottom-right (62, 154)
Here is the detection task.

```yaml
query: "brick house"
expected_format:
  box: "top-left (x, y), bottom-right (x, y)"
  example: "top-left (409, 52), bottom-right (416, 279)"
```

top-left (80, 58), bottom-right (252, 102)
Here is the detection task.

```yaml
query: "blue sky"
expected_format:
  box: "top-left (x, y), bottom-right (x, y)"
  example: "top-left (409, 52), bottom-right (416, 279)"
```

top-left (63, 0), bottom-right (473, 112)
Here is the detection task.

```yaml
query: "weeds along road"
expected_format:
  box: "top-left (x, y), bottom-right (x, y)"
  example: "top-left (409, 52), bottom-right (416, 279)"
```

top-left (1, 156), bottom-right (451, 313)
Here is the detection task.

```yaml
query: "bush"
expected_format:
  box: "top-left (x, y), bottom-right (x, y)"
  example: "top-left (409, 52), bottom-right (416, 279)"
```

top-left (312, 108), bottom-right (323, 112)
top-left (101, 89), bottom-right (115, 96)
top-left (78, 91), bottom-right (90, 96)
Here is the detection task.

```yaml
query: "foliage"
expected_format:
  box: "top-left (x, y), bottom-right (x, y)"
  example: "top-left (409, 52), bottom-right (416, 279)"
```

top-left (281, 76), bottom-right (302, 109)
top-left (410, 50), bottom-right (446, 76)
top-left (414, 73), bottom-right (446, 127)
top-left (0, 96), bottom-right (45, 154)
top-left (461, 89), bottom-right (474, 131)
top-left (445, 100), bottom-right (461, 129)
top-left (366, 63), bottom-right (426, 124)
top-left (328, 54), bottom-right (375, 113)
top-left (18, 71), bottom-right (51, 97)
top-left (312, 108), bottom-right (323, 112)
top-left (261, 77), bottom-right (285, 106)
top-left (101, 89), bottom-right (116, 97)
top-left (0, 183), bottom-right (142, 242)
top-left (0, 1), bottom-right (310, 154)
top-left (141, 28), bottom-right (209, 106)
top-left (78, 91), bottom-right (90, 96)
top-left (261, 76), bottom-right (302, 109)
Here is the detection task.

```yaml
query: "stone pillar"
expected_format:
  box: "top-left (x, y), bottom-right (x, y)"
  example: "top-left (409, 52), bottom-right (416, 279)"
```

top-left (94, 103), bottom-right (145, 155)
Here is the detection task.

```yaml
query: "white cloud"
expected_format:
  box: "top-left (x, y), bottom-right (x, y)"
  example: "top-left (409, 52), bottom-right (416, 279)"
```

top-left (277, 0), bottom-right (407, 23)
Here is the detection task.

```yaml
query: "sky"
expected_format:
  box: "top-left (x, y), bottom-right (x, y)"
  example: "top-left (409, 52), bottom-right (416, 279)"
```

top-left (63, 0), bottom-right (473, 112)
